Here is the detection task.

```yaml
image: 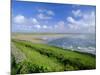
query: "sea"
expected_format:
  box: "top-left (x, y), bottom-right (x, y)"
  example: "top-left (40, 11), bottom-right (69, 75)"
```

top-left (45, 33), bottom-right (96, 55)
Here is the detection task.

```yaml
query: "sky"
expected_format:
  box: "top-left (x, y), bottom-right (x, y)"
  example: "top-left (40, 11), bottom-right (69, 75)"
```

top-left (12, 0), bottom-right (96, 33)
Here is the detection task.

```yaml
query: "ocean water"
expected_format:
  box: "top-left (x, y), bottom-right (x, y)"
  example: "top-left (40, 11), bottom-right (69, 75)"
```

top-left (47, 34), bottom-right (96, 55)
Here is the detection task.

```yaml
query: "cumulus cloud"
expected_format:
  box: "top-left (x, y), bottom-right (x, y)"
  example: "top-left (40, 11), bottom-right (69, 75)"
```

top-left (13, 14), bottom-right (53, 32)
top-left (53, 21), bottom-right (66, 32)
top-left (38, 8), bottom-right (55, 16)
top-left (66, 11), bottom-right (95, 33)
top-left (57, 21), bottom-right (65, 29)
top-left (37, 13), bottom-right (52, 20)
top-left (12, 9), bottom-right (95, 33)
top-left (67, 17), bottom-right (76, 23)
top-left (37, 8), bottom-right (54, 20)
top-left (42, 25), bottom-right (48, 29)
top-left (72, 9), bottom-right (82, 17)
top-left (34, 25), bottom-right (41, 29)
top-left (13, 15), bottom-right (39, 26)
top-left (31, 18), bottom-right (39, 25)
top-left (47, 10), bottom-right (55, 16)
top-left (12, 14), bottom-right (43, 32)
top-left (14, 15), bottom-right (26, 24)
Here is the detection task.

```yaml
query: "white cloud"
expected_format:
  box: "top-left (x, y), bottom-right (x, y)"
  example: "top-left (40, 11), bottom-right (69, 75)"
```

top-left (37, 8), bottom-right (54, 20)
top-left (38, 8), bottom-right (55, 16)
top-left (14, 15), bottom-right (26, 24)
top-left (34, 25), bottom-right (41, 29)
top-left (31, 18), bottom-right (39, 25)
top-left (13, 14), bottom-right (53, 31)
top-left (82, 11), bottom-right (95, 26)
top-left (72, 9), bottom-right (82, 17)
top-left (54, 21), bottom-right (65, 31)
top-left (37, 13), bottom-right (52, 20)
top-left (66, 11), bottom-right (95, 33)
top-left (67, 17), bottom-right (76, 23)
top-left (43, 25), bottom-right (48, 29)
top-left (13, 15), bottom-right (39, 26)
top-left (57, 21), bottom-right (65, 28)
top-left (47, 10), bottom-right (55, 16)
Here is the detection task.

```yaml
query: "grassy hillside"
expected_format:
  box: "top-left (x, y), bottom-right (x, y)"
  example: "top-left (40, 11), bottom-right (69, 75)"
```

top-left (11, 39), bottom-right (96, 74)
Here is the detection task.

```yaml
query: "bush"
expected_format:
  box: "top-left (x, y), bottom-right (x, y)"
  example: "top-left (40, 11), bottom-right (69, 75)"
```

top-left (17, 61), bottom-right (49, 74)
top-left (11, 55), bottom-right (18, 75)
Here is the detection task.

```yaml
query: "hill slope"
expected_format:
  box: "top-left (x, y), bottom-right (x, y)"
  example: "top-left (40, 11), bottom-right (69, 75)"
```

top-left (11, 39), bottom-right (96, 74)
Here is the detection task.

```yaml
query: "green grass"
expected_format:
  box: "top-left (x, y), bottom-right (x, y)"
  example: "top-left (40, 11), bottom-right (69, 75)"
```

top-left (11, 39), bottom-right (96, 74)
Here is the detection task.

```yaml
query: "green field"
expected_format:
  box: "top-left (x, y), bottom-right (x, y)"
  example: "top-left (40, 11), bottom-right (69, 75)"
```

top-left (11, 39), bottom-right (96, 75)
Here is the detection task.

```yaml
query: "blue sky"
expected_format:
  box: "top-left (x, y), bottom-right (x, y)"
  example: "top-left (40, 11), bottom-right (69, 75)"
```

top-left (12, 0), bottom-right (96, 33)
